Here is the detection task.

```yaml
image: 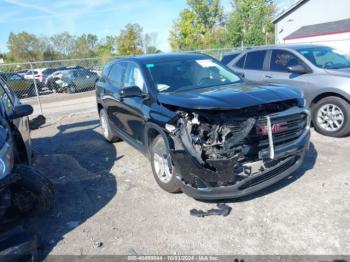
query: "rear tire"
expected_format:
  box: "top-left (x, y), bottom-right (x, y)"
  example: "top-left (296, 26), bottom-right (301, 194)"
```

top-left (312, 96), bottom-right (350, 137)
top-left (150, 135), bottom-right (181, 193)
top-left (99, 108), bottom-right (120, 143)
top-left (12, 165), bottom-right (54, 216)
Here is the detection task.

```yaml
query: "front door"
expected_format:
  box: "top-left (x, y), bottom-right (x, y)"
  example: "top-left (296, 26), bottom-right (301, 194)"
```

top-left (264, 49), bottom-right (309, 82)
top-left (117, 62), bottom-right (148, 144)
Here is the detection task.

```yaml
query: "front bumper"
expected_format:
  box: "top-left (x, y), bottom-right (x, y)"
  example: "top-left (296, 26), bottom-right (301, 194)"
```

top-left (171, 129), bottom-right (310, 200)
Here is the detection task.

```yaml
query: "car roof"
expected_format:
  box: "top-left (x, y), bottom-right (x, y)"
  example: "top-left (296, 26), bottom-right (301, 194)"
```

top-left (222, 50), bottom-right (242, 56)
top-left (116, 52), bottom-right (210, 64)
top-left (237, 44), bottom-right (331, 53)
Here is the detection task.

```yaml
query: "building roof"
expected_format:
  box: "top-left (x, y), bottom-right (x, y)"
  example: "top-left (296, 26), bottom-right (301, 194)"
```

top-left (284, 18), bottom-right (350, 40)
top-left (273, 0), bottom-right (309, 24)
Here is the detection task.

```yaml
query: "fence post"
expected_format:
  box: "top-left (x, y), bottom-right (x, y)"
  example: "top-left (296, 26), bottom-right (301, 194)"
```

top-left (29, 62), bottom-right (43, 115)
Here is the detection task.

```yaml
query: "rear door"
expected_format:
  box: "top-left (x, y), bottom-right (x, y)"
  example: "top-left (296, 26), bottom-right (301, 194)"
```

top-left (241, 50), bottom-right (268, 81)
top-left (103, 62), bottom-right (127, 131)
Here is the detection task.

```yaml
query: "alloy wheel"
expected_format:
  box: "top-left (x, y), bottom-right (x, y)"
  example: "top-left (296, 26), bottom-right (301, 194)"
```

top-left (317, 103), bottom-right (345, 132)
top-left (100, 112), bottom-right (109, 139)
top-left (152, 138), bottom-right (173, 184)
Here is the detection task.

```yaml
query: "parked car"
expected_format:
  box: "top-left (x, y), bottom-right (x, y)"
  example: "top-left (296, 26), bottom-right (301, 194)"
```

top-left (43, 66), bottom-right (85, 88)
top-left (96, 53), bottom-right (310, 200)
top-left (0, 76), bottom-right (53, 217)
top-left (41, 67), bottom-right (65, 86)
top-left (0, 72), bottom-right (38, 97)
top-left (16, 69), bottom-right (29, 77)
top-left (24, 68), bottom-right (47, 83)
top-left (0, 76), bottom-right (53, 260)
top-left (222, 44), bottom-right (350, 137)
top-left (48, 69), bottom-right (98, 93)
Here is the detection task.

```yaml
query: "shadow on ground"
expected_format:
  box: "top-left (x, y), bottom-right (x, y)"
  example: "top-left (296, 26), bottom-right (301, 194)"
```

top-left (24, 119), bottom-right (119, 258)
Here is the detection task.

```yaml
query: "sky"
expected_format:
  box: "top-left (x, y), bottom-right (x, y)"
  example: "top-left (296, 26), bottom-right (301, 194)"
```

top-left (0, 0), bottom-right (297, 53)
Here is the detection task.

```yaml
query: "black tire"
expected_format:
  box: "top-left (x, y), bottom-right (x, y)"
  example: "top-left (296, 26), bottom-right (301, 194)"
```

top-left (67, 84), bottom-right (77, 94)
top-left (99, 108), bottom-right (120, 143)
top-left (12, 165), bottom-right (54, 216)
top-left (312, 96), bottom-right (350, 137)
top-left (150, 135), bottom-right (181, 193)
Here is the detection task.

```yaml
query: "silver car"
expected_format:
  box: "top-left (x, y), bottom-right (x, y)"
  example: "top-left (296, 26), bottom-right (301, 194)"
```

top-left (222, 44), bottom-right (350, 137)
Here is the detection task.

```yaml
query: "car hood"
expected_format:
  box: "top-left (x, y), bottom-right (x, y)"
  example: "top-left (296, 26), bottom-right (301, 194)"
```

top-left (325, 68), bottom-right (350, 78)
top-left (157, 82), bottom-right (302, 110)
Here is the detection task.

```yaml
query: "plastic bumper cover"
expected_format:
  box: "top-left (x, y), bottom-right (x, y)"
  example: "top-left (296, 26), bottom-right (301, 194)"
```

top-left (172, 130), bottom-right (310, 200)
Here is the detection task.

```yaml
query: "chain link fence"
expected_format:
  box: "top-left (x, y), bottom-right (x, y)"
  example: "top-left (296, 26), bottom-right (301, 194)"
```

top-left (0, 48), bottom-right (236, 119)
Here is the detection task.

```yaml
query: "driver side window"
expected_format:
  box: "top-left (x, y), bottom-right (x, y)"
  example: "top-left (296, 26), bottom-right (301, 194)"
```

top-left (123, 63), bottom-right (146, 92)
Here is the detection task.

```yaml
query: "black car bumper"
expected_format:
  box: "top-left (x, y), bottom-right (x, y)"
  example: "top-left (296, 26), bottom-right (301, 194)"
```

top-left (171, 130), bottom-right (310, 200)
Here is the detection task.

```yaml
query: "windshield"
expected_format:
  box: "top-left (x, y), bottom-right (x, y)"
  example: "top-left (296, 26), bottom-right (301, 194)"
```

top-left (145, 58), bottom-right (240, 93)
top-left (297, 46), bottom-right (350, 69)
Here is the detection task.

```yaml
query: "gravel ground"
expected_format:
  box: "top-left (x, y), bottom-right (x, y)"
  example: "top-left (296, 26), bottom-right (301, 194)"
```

top-left (24, 112), bottom-right (350, 257)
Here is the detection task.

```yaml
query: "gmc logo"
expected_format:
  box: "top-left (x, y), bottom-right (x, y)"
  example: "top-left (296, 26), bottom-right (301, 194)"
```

top-left (256, 122), bottom-right (288, 135)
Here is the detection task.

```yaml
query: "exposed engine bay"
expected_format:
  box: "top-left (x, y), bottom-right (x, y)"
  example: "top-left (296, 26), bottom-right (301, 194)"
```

top-left (166, 100), bottom-right (309, 187)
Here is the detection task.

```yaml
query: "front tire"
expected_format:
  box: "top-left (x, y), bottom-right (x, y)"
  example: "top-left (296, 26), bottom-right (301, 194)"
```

top-left (67, 84), bottom-right (77, 94)
top-left (312, 96), bottom-right (350, 137)
top-left (150, 135), bottom-right (181, 193)
top-left (99, 108), bottom-right (120, 143)
top-left (12, 165), bottom-right (54, 216)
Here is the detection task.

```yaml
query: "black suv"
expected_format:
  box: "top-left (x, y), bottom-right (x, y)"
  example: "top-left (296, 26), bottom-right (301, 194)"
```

top-left (96, 53), bottom-right (310, 200)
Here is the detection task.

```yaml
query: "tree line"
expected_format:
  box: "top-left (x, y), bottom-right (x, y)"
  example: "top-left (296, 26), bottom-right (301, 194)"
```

top-left (1, 23), bottom-right (160, 63)
top-left (169, 0), bottom-right (275, 50)
top-left (0, 0), bottom-right (275, 63)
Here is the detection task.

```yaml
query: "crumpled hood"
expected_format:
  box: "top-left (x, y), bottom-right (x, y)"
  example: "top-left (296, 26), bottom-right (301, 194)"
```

top-left (157, 82), bottom-right (302, 110)
top-left (325, 68), bottom-right (350, 78)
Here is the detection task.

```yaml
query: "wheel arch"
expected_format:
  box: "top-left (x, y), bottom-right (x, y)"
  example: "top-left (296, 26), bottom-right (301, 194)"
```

top-left (144, 123), bottom-right (170, 158)
top-left (10, 123), bottom-right (29, 165)
top-left (310, 92), bottom-right (350, 108)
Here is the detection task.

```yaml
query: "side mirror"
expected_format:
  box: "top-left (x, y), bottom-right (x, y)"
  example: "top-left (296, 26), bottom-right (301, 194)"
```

top-left (120, 86), bottom-right (145, 98)
top-left (287, 64), bottom-right (310, 74)
top-left (10, 104), bottom-right (33, 119)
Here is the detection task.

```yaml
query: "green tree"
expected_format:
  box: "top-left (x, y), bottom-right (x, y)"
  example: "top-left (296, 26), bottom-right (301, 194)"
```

top-left (7, 32), bottom-right (43, 62)
top-left (226, 0), bottom-right (275, 47)
top-left (50, 32), bottom-right (75, 58)
top-left (169, 0), bottom-right (224, 50)
top-left (96, 36), bottom-right (116, 57)
top-left (116, 24), bottom-right (144, 55)
top-left (72, 33), bottom-right (98, 58)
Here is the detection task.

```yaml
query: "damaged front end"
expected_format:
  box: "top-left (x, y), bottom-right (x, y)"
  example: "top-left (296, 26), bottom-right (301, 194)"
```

top-left (165, 100), bottom-right (310, 199)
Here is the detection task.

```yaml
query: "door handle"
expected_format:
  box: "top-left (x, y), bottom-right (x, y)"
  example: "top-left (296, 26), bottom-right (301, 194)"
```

top-left (265, 75), bottom-right (272, 79)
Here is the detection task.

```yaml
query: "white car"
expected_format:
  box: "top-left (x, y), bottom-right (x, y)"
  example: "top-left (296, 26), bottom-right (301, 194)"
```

top-left (24, 68), bottom-right (47, 83)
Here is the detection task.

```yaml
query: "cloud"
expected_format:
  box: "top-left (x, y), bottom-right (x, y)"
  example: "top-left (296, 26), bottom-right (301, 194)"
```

top-left (3, 0), bottom-right (56, 15)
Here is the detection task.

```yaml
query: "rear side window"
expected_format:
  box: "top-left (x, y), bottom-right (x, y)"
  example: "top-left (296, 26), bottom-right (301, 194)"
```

top-left (221, 53), bottom-right (240, 65)
top-left (108, 62), bottom-right (126, 86)
top-left (235, 55), bottom-right (246, 68)
top-left (245, 51), bottom-right (266, 70)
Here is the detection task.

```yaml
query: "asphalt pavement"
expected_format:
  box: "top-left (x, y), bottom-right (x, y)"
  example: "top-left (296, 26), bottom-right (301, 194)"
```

top-left (23, 110), bottom-right (350, 256)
